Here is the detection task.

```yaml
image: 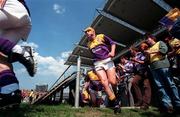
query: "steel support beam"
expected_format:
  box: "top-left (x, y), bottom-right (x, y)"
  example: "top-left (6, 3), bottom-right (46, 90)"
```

top-left (65, 61), bottom-right (93, 67)
top-left (106, 0), bottom-right (116, 11)
top-left (113, 27), bottom-right (167, 61)
top-left (96, 9), bottom-right (146, 35)
top-left (153, 0), bottom-right (172, 12)
top-left (71, 54), bottom-right (94, 61)
top-left (49, 65), bottom-right (71, 90)
top-left (114, 41), bottom-right (126, 48)
top-left (113, 39), bottom-right (143, 61)
top-left (75, 44), bottom-right (89, 50)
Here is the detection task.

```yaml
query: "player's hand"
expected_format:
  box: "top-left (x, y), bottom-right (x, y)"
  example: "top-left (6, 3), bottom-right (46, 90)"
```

top-left (108, 52), bottom-right (115, 57)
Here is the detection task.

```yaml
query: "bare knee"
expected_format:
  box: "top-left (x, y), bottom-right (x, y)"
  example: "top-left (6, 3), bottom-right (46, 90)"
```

top-left (109, 79), bottom-right (116, 86)
top-left (106, 68), bottom-right (117, 85)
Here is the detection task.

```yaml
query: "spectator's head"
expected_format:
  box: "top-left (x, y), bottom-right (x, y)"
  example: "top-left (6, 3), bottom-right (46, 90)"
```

top-left (164, 36), bottom-right (173, 43)
top-left (120, 55), bottom-right (128, 64)
top-left (129, 46), bottom-right (139, 56)
top-left (145, 33), bottom-right (156, 46)
top-left (140, 42), bottom-right (149, 51)
top-left (84, 27), bottom-right (96, 40)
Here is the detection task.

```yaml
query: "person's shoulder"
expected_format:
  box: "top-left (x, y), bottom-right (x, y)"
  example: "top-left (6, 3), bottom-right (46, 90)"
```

top-left (158, 41), bottom-right (168, 46)
top-left (154, 41), bottom-right (163, 46)
top-left (96, 34), bottom-right (105, 38)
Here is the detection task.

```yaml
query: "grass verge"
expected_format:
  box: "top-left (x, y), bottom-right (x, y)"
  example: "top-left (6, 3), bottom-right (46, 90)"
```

top-left (0, 103), bottom-right (180, 117)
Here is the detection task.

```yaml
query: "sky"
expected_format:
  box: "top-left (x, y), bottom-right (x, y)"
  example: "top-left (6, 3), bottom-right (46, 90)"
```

top-left (13, 0), bottom-right (106, 90)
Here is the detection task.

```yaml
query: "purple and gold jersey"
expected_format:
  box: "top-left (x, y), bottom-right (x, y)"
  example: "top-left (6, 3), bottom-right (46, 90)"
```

top-left (87, 71), bottom-right (103, 91)
top-left (88, 34), bottom-right (115, 61)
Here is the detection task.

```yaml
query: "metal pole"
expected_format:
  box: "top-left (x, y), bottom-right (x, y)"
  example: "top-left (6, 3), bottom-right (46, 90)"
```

top-left (153, 0), bottom-right (172, 12)
top-left (96, 9), bottom-right (146, 35)
top-left (49, 65), bottom-right (71, 90)
top-left (113, 27), bottom-right (167, 60)
top-left (75, 56), bottom-right (81, 108)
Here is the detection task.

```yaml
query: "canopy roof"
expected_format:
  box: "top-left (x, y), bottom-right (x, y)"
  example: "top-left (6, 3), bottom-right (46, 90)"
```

top-left (65, 0), bottom-right (173, 66)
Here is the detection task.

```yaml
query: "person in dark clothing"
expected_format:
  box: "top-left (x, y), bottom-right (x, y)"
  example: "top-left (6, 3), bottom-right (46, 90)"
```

top-left (0, 0), bottom-right (36, 77)
top-left (130, 45), bottom-right (152, 110)
top-left (0, 52), bottom-right (21, 108)
top-left (146, 34), bottom-right (180, 113)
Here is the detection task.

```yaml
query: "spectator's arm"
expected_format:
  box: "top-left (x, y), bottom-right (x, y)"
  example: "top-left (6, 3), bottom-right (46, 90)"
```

top-left (130, 57), bottom-right (145, 64)
top-left (159, 41), bottom-right (168, 54)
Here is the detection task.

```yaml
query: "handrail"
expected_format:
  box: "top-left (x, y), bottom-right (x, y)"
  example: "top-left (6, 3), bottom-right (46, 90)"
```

top-left (49, 65), bottom-right (72, 90)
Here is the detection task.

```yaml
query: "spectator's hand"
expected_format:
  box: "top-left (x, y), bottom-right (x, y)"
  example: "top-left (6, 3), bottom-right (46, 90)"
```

top-left (145, 50), bottom-right (150, 54)
top-left (118, 64), bottom-right (124, 69)
top-left (130, 57), bottom-right (136, 61)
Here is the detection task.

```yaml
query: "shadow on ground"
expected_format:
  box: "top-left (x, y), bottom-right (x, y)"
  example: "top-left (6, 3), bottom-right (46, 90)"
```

top-left (130, 108), bottom-right (180, 117)
top-left (0, 104), bottom-right (45, 117)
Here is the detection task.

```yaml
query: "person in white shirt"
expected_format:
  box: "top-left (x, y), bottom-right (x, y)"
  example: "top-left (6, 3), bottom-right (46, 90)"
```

top-left (0, 0), bottom-right (36, 77)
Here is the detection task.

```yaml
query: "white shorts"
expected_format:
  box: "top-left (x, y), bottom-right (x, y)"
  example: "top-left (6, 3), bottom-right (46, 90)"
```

top-left (0, 0), bottom-right (31, 43)
top-left (94, 58), bottom-right (115, 71)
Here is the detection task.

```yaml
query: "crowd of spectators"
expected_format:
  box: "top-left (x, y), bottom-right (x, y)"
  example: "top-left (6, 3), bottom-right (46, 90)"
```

top-left (80, 8), bottom-right (180, 114)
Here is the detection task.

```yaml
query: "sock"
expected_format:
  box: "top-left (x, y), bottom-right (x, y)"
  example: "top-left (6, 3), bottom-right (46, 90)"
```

top-left (12, 45), bottom-right (23, 54)
top-left (0, 70), bottom-right (19, 94)
top-left (109, 94), bottom-right (116, 101)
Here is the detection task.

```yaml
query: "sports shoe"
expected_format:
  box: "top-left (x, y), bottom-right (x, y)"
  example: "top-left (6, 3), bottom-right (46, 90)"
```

top-left (167, 106), bottom-right (174, 114)
top-left (159, 105), bottom-right (174, 114)
top-left (9, 46), bottom-right (37, 77)
top-left (113, 99), bottom-right (121, 114)
top-left (134, 101), bottom-right (143, 107)
top-left (140, 105), bottom-right (149, 110)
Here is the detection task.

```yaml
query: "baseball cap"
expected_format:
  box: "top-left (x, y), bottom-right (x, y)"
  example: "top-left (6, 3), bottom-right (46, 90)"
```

top-left (83, 27), bottom-right (95, 33)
